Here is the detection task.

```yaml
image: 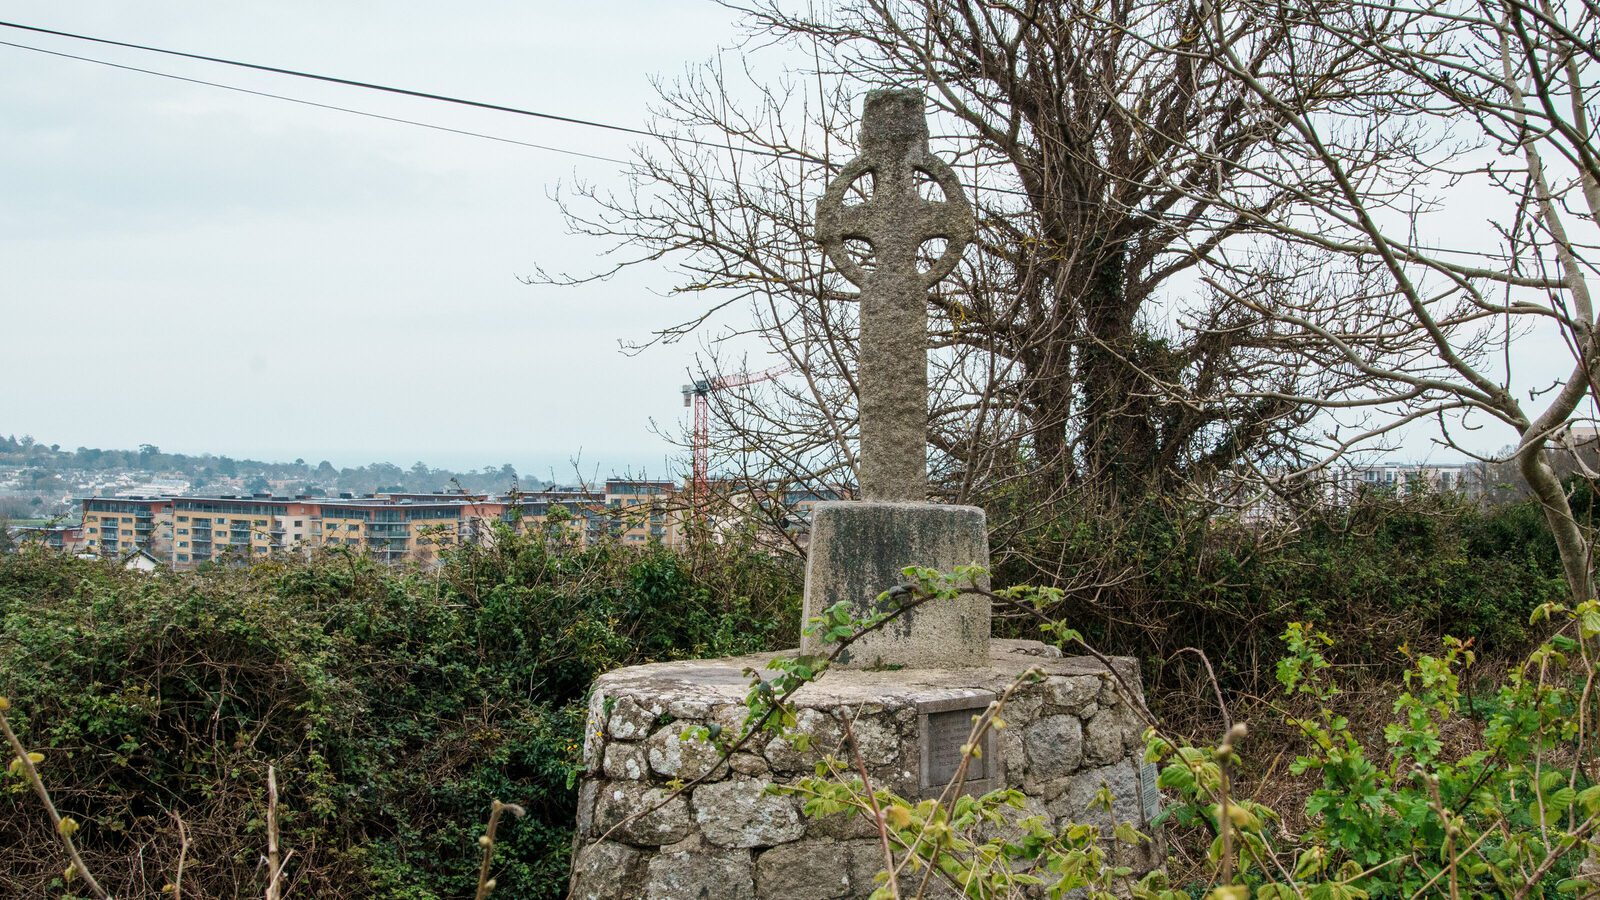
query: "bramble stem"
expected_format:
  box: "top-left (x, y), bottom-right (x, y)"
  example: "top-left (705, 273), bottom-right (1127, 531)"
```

top-left (475, 798), bottom-right (526, 900)
top-left (0, 697), bottom-right (112, 900)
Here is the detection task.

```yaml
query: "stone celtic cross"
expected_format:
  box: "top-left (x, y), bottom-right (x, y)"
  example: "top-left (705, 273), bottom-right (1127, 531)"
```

top-left (816, 89), bottom-right (975, 502)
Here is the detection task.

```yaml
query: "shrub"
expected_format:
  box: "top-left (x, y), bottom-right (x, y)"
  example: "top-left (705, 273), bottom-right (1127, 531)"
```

top-left (0, 528), bottom-right (799, 898)
top-left (991, 492), bottom-right (1570, 713)
top-left (699, 574), bottom-right (1600, 899)
top-left (1142, 609), bottom-right (1600, 897)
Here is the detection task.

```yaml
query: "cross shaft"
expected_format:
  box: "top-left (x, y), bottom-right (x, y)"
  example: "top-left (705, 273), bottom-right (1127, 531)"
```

top-left (815, 89), bottom-right (974, 502)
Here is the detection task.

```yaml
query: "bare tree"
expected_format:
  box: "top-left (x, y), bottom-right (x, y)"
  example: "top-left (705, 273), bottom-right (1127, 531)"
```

top-left (540, 0), bottom-right (1380, 544)
top-left (1166, 0), bottom-right (1600, 600)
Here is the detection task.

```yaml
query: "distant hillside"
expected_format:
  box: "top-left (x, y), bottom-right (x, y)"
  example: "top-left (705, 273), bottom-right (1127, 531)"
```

top-left (0, 435), bottom-right (552, 518)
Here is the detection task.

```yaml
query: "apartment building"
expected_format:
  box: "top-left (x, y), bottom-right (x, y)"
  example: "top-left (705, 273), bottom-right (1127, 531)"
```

top-left (82, 497), bottom-right (173, 559)
top-left (77, 480), bottom-right (692, 570)
top-left (316, 496), bottom-right (505, 566)
top-left (170, 496), bottom-right (318, 567)
top-left (493, 498), bottom-right (600, 546)
top-left (604, 479), bottom-right (683, 546)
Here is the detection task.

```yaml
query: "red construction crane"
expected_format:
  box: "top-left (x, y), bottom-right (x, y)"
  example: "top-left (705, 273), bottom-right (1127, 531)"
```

top-left (682, 363), bottom-right (791, 513)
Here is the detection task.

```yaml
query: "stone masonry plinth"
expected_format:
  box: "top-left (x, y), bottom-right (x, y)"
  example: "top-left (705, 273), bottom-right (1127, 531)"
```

top-left (568, 639), bottom-right (1158, 900)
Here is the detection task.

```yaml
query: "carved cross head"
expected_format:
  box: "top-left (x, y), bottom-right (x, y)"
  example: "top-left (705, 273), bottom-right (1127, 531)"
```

top-left (815, 89), bottom-right (975, 292)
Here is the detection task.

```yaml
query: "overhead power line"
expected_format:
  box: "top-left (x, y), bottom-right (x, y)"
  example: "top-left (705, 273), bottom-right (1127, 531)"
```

top-left (0, 17), bottom-right (1082, 208)
top-left (0, 34), bottom-right (1285, 231)
top-left (0, 16), bottom-right (1350, 236)
top-left (0, 18), bottom-right (818, 164)
top-left (0, 39), bottom-right (633, 164)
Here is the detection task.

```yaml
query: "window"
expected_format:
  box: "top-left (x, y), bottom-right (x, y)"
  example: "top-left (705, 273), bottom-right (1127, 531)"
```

top-left (294, 520), bottom-right (303, 527)
top-left (216, 517), bottom-right (226, 524)
top-left (327, 523), bottom-right (339, 531)
top-left (255, 519), bottom-right (267, 526)
top-left (177, 515), bottom-right (188, 522)
top-left (122, 517), bottom-right (132, 523)
top-left (178, 529), bottom-right (188, 535)
top-left (177, 553), bottom-right (189, 562)
top-left (179, 541), bottom-right (188, 548)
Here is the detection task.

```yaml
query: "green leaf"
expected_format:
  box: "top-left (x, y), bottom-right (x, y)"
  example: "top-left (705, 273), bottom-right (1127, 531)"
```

top-left (1156, 762), bottom-right (1196, 794)
top-left (1113, 822), bottom-right (1144, 844)
top-left (1576, 784), bottom-right (1600, 814)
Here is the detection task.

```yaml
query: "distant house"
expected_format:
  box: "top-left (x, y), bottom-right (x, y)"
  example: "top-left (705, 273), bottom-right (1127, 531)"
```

top-left (1336, 462), bottom-right (1488, 499)
top-left (121, 547), bottom-right (163, 573)
top-left (11, 524), bottom-right (86, 553)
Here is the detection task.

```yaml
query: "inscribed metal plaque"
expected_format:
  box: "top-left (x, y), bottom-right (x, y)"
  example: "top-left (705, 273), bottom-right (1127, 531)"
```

top-left (923, 707), bottom-right (988, 787)
top-left (1138, 761), bottom-right (1162, 824)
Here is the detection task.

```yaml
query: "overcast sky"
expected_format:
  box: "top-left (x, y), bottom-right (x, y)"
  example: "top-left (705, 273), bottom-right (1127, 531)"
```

top-left (1, 3), bottom-right (1579, 483)
top-left (0, 1), bottom-right (770, 480)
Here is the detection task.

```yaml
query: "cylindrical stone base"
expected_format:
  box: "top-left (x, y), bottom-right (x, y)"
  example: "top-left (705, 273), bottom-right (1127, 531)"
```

top-left (568, 641), bottom-right (1162, 900)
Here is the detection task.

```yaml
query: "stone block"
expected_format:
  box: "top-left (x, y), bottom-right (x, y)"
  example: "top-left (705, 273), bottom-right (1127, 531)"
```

top-left (1049, 760), bottom-right (1143, 833)
top-left (693, 778), bottom-right (806, 848)
top-left (610, 696), bottom-right (666, 740)
top-left (604, 742), bottom-right (649, 781)
top-left (1098, 661), bottom-right (1141, 706)
top-left (1083, 706), bottom-right (1142, 766)
top-left (1023, 774), bottom-right (1075, 804)
top-left (582, 690), bottom-right (608, 773)
top-left (842, 839), bottom-right (893, 896)
top-left (668, 698), bottom-right (713, 720)
top-left (593, 782), bottom-right (693, 845)
top-left (764, 708), bottom-right (844, 773)
top-left (570, 841), bottom-right (646, 900)
top-left (755, 840), bottom-right (855, 899)
top-left (866, 758), bottom-right (921, 799)
top-left (800, 501), bottom-right (990, 669)
top-left (1023, 715), bottom-right (1083, 781)
top-left (729, 753), bottom-right (770, 777)
top-left (649, 722), bottom-right (726, 782)
top-left (576, 780), bottom-right (598, 837)
top-left (846, 711), bottom-right (904, 764)
top-left (1001, 692), bottom-right (1043, 724)
top-left (713, 704), bottom-right (767, 753)
top-left (645, 848), bottom-right (755, 900)
top-left (996, 728), bottom-right (1027, 784)
top-left (1046, 675), bottom-right (1101, 714)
